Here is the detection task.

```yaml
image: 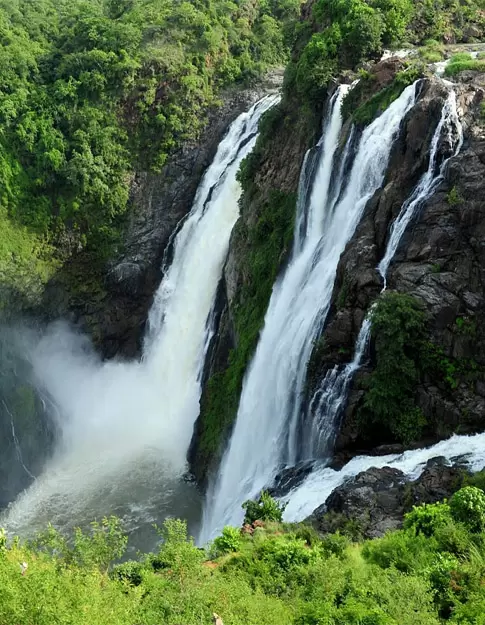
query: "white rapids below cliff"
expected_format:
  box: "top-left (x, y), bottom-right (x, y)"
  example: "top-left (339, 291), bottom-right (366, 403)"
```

top-left (283, 432), bottom-right (485, 522)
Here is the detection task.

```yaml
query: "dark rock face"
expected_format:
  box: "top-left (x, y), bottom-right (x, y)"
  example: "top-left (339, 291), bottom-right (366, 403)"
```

top-left (268, 461), bottom-right (316, 498)
top-left (308, 457), bottom-right (468, 539)
top-left (308, 75), bottom-right (485, 458)
top-left (41, 76), bottom-right (282, 358)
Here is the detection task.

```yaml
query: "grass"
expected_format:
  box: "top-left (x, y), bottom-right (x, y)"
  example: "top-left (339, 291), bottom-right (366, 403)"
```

top-left (445, 55), bottom-right (485, 76)
top-left (0, 206), bottom-right (58, 310)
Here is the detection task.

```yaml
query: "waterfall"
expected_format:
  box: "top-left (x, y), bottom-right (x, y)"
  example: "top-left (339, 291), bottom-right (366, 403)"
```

top-left (306, 88), bottom-right (463, 455)
top-left (199, 83), bottom-right (418, 542)
top-left (1, 94), bottom-right (278, 550)
top-left (378, 89), bottom-right (463, 283)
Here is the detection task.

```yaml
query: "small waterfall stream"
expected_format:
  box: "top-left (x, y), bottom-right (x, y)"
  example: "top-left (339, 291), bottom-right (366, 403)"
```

top-left (200, 83), bottom-right (418, 542)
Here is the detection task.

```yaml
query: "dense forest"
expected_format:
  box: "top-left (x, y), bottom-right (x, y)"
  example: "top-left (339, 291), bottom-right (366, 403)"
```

top-left (0, 0), bottom-right (299, 305)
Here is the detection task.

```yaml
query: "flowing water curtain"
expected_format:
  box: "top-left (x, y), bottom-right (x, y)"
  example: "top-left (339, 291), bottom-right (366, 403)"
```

top-left (200, 82), bottom-right (419, 543)
top-left (1, 96), bottom-right (278, 552)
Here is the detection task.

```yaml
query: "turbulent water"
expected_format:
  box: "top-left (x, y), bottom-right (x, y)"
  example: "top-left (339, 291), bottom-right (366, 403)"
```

top-left (1, 95), bottom-right (278, 552)
top-left (200, 83), bottom-right (419, 542)
top-left (284, 432), bottom-right (485, 522)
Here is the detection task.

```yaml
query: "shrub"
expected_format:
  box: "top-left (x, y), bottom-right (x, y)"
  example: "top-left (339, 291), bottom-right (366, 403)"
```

top-left (362, 530), bottom-right (434, 573)
top-left (450, 487), bottom-right (485, 532)
top-left (445, 59), bottom-right (485, 77)
top-left (447, 186), bottom-right (464, 205)
top-left (320, 533), bottom-right (350, 558)
top-left (212, 526), bottom-right (242, 556)
top-left (359, 292), bottom-right (428, 444)
top-left (110, 560), bottom-right (144, 586)
top-left (242, 491), bottom-right (286, 525)
top-left (404, 502), bottom-right (452, 537)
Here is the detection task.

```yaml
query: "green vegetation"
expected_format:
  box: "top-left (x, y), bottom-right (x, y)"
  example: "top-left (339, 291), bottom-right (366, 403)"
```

top-left (0, 0), bottom-right (300, 302)
top-left (447, 186), bottom-right (464, 206)
top-left (4, 488), bottom-right (485, 623)
top-left (359, 292), bottom-right (428, 443)
top-left (243, 490), bottom-right (286, 524)
top-left (358, 292), bottom-right (482, 444)
top-left (348, 66), bottom-right (423, 125)
top-left (418, 40), bottom-right (445, 63)
top-left (285, 0), bottom-right (485, 104)
top-left (444, 52), bottom-right (485, 76)
top-left (196, 185), bottom-right (296, 477)
top-left (445, 58), bottom-right (485, 76)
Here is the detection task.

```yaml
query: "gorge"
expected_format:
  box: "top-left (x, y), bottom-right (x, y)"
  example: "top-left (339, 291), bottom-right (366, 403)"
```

top-left (1, 0), bottom-right (485, 621)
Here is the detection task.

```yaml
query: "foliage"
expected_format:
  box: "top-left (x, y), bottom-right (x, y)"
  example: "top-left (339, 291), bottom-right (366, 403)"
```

top-left (287, 0), bottom-right (485, 103)
top-left (242, 491), bottom-right (286, 524)
top-left (212, 526), bottom-right (242, 556)
top-left (418, 40), bottom-right (445, 62)
top-left (359, 292), bottom-right (428, 443)
top-left (6, 489), bottom-right (485, 623)
top-left (0, 0), bottom-right (298, 299)
top-left (350, 67), bottom-right (422, 125)
top-left (404, 502), bottom-right (452, 537)
top-left (445, 59), bottom-right (485, 76)
top-left (447, 186), bottom-right (464, 206)
top-left (450, 487), bottom-right (485, 532)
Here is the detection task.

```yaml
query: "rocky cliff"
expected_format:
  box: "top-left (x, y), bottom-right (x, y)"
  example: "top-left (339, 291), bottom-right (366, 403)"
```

top-left (307, 66), bottom-right (485, 463)
top-left (38, 76), bottom-right (282, 359)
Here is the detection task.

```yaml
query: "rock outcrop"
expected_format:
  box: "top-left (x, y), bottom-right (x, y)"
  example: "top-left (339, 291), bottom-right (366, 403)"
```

top-left (307, 457), bottom-right (469, 538)
top-left (40, 75), bottom-right (282, 358)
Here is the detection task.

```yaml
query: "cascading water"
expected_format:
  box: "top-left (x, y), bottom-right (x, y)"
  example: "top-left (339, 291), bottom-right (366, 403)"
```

top-left (1, 94), bottom-right (278, 551)
top-left (200, 83), bottom-right (418, 542)
top-left (284, 431), bottom-right (485, 522)
top-left (306, 87), bottom-right (463, 456)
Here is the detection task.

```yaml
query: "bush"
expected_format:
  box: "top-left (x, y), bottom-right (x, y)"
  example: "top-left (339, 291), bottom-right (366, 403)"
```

top-left (242, 491), bottom-right (286, 525)
top-left (445, 59), bottom-right (485, 77)
top-left (362, 530), bottom-right (434, 573)
top-left (404, 502), bottom-right (452, 537)
top-left (110, 560), bottom-right (144, 586)
top-left (359, 292), bottom-right (428, 444)
top-left (450, 487), bottom-right (485, 533)
top-left (212, 526), bottom-right (242, 556)
top-left (320, 533), bottom-right (350, 558)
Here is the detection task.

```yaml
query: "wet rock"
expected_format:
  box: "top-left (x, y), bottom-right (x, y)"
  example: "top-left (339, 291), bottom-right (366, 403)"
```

top-left (307, 458), bottom-right (469, 539)
top-left (268, 461), bottom-right (316, 498)
top-left (306, 75), bottom-right (485, 458)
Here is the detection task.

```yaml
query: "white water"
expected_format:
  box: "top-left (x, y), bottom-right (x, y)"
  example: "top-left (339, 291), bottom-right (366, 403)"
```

top-left (307, 88), bottom-right (463, 452)
top-left (2, 95), bottom-right (278, 549)
top-left (286, 88), bottom-right (465, 521)
top-left (200, 83), bottom-right (418, 542)
top-left (284, 432), bottom-right (485, 522)
top-left (378, 89), bottom-right (463, 283)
